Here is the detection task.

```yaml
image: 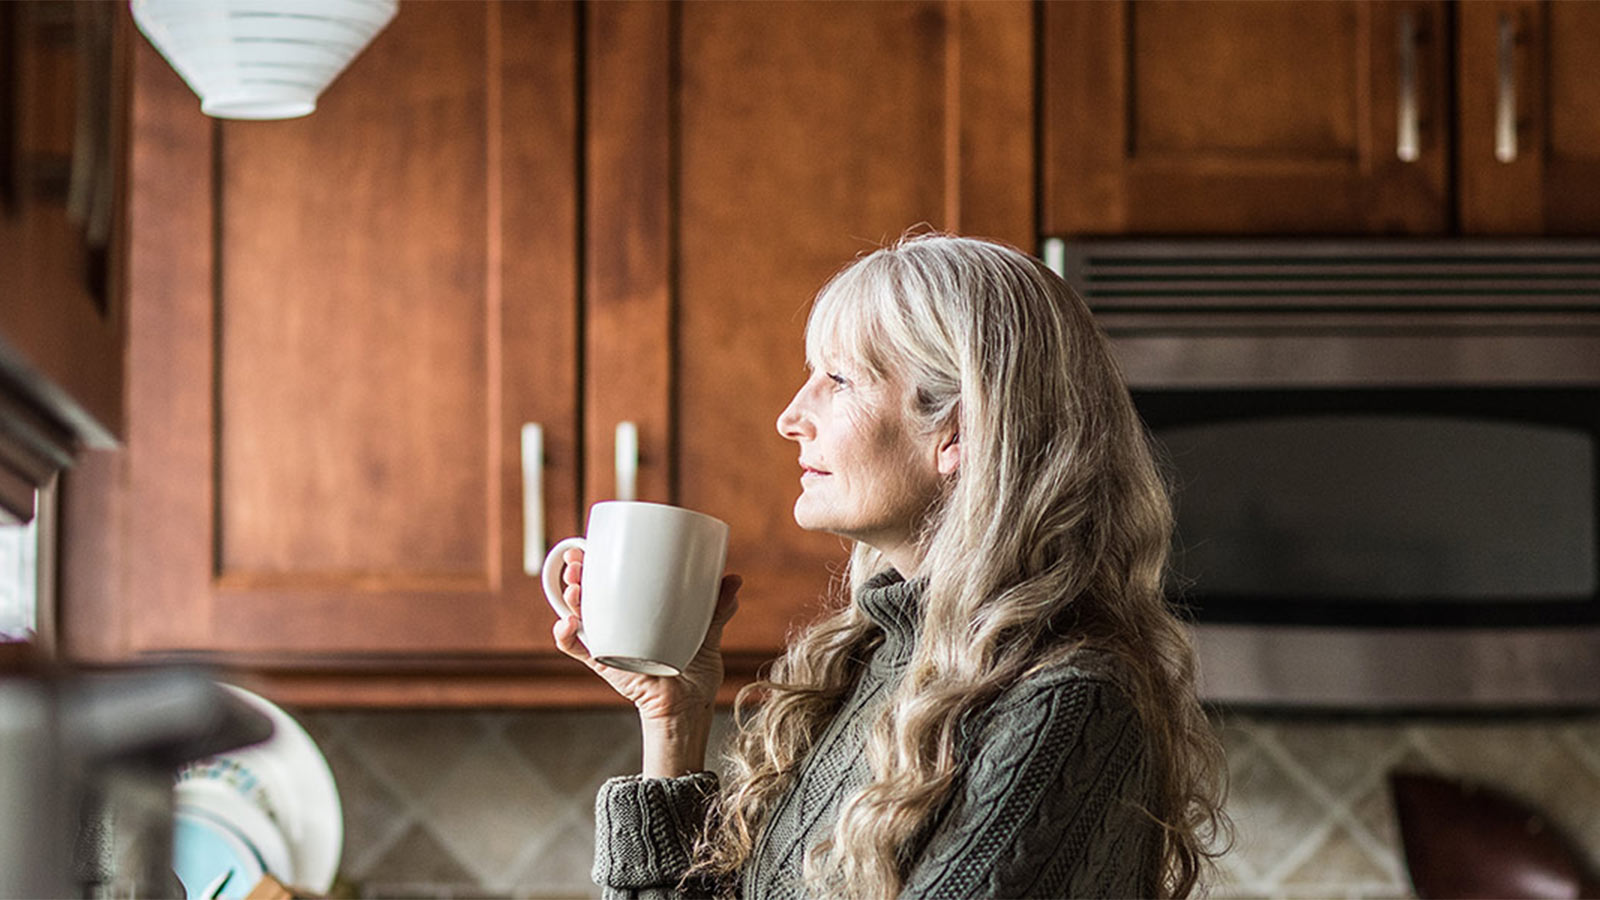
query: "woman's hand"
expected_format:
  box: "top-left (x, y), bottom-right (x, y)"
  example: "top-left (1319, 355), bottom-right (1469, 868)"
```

top-left (550, 547), bottom-right (741, 776)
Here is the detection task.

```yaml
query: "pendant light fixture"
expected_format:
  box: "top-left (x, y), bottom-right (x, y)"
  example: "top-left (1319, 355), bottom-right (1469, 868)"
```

top-left (129, 0), bottom-right (398, 120)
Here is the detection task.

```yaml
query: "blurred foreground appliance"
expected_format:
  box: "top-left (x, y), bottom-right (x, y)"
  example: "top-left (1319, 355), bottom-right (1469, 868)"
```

top-left (0, 665), bottom-right (271, 898)
top-left (1048, 238), bottom-right (1600, 710)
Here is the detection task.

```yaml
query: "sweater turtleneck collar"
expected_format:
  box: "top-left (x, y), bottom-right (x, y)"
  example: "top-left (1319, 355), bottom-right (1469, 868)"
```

top-left (856, 569), bottom-right (927, 668)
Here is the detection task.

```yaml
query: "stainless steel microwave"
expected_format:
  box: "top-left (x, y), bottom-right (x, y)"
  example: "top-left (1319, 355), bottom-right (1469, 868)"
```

top-left (1046, 238), bottom-right (1600, 711)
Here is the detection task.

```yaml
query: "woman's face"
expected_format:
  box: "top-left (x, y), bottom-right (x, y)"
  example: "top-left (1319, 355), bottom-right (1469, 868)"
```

top-left (775, 346), bottom-right (954, 570)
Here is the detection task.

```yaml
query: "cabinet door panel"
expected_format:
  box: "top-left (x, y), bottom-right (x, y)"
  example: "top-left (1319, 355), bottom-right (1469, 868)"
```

top-left (1043, 0), bottom-right (1449, 235)
top-left (1131, 4), bottom-right (1359, 160)
top-left (1459, 0), bottom-right (1600, 233)
top-left (96, 2), bottom-right (581, 661)
top-left (219, 14), bottom-right (489, 583)
top-left (1544, 2), bottom-right (1600, 229)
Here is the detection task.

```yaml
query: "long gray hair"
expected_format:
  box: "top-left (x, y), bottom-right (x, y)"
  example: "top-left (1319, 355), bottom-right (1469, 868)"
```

top-left (690, 233), bottom-right (1229, 898)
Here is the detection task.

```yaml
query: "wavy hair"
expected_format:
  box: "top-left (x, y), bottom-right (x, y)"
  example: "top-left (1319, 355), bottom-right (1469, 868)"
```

top-left (687, 233), bottom-right (1229, 898)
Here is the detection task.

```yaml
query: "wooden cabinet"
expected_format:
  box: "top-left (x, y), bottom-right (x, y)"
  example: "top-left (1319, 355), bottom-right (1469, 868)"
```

top-left (1457, 0), bottom-right (1600, 233)
top-left (62, 2), bottom-right (586, 704)
top-left (1042, 0), bottom-right (1600, 237)
top-left (0, 1), bottom-right (126, 521)
top-left (60, 0), bottom-right (1034, 706)
top-left (1042, 0), bottom-right (1451, 236)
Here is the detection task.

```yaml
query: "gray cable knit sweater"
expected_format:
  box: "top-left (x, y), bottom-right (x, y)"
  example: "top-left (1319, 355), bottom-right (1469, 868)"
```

top-left (592, 573), bottom-right (1163, 899)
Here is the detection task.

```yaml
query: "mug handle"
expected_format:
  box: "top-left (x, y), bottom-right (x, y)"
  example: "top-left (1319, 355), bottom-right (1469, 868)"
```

top-left (542, 536), bottom-right (589, 647)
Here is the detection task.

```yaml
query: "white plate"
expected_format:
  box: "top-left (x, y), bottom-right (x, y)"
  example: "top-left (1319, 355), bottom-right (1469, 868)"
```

top-left (174, 685), bottom-right (343, 893)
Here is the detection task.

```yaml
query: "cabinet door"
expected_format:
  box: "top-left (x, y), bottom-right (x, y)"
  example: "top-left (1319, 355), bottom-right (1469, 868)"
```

top-left (0, 2), bottom-right (126, 501)
top-left (1459, 1), bottom-right (1600, 233)
top-left (64, 2), bottom-right (586, 703)
top-left (1042, 0), bottom-right (1450, 236)
top-left (585, 0), bottom-right (1033, 681)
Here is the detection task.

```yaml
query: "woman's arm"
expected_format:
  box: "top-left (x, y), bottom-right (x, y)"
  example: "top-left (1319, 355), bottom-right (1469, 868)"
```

top-left (901, 675), bottom-right (1163, 899)
top-left (552, 550), bottom-right (742, 895)
top-left (593, 771), bottom-right (721, 900)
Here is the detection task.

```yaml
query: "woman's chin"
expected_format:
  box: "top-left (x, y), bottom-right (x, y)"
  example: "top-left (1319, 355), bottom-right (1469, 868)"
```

top-left (791, 498), bottom-right (833, 534)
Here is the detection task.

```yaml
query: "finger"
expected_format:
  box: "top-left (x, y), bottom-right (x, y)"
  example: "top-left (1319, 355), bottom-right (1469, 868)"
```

top-left (562, 559), bottom-right (584, 587)
top-left (703, 574), bottom-right (742, 646)
top-left (552, 615), bottom-right (594, 664)
top-left (562, 547), bottom-right (585, 565)
top-left (712, 574), bottom-right (741, 621)
top-left (563, 582), bottom-right (583, 616)
top-left (552, 616), bottom-right (628, 689)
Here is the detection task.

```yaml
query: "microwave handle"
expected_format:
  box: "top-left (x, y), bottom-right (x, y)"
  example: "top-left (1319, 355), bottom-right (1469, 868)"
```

top-left (1396, 10), bottom-right (1422, 162)
top-left (1495, 12), bottom-right (1520, 163)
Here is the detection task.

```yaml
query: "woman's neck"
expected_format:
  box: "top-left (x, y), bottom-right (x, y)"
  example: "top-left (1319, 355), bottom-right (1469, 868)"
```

top-left (875, 542), bottom-right (923, 580)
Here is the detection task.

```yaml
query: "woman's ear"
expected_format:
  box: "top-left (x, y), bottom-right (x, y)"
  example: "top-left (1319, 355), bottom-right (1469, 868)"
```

top-left (936, 429), bottom-right (960, 476)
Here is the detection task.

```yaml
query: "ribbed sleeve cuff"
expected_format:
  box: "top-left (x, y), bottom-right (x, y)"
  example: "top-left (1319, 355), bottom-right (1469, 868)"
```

top-left (592, 771), bottom-right (720, 890)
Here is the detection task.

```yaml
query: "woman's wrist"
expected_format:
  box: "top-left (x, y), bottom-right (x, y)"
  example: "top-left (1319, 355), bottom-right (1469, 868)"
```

top-left (640, 708), bottom-right (713, 778)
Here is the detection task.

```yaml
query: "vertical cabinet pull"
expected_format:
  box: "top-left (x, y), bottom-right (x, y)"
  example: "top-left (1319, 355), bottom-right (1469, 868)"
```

top-left (1041, 237), bottom-right (1067, 279)
top-left (521, 423), bottom-right (544, 574)
top-left (1495, 13), bottom-right (1519, 163)
top-left (521, 420), bottom-right (642, 573)
top-left (615, 421), bottom-right (639, 501)
top-left (1396, 10), bottom-right (1421, 162)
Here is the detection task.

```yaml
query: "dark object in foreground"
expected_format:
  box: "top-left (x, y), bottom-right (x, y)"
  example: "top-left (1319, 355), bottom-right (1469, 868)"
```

top-left (1391, 770), bottom-right (1600, 899)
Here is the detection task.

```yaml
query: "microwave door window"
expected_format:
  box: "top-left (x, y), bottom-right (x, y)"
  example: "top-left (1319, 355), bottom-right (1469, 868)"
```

top-left (1159, 416), bottom-right (1598, 613)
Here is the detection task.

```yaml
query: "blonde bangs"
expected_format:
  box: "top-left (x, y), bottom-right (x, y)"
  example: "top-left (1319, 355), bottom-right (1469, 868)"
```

top-left (805, 254), bottom-right (898, 380)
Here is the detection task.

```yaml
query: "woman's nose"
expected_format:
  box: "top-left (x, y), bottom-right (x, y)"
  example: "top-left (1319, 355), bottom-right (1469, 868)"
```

top-left (776, 387), bottom-right (812, 441)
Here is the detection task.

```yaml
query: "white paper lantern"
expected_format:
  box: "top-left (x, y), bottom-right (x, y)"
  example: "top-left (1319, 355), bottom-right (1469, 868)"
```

top-left (130, 0), bottom-right (398, 120)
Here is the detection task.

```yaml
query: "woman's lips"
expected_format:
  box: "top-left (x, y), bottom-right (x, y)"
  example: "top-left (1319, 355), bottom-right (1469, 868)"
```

top-left (800, 462), bottom-right (829, 478)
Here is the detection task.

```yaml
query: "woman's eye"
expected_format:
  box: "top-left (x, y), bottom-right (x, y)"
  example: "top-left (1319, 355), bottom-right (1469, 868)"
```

top-left (827, 372), bottom-right (849, 389)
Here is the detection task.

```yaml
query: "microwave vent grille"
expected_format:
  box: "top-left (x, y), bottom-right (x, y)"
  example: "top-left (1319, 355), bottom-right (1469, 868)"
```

top-left (1042, 238), bottom-right (1600, 313)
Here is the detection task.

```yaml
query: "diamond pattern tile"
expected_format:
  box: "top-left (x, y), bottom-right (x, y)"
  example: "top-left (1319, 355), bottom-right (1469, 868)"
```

top-left (509, 809), bottom-right (600, 899)
top-left (1216, 713), bottom-right (1264, 760)
top-left (1350, 779), bottom-right (1403, 866)
top-left (1225, 734), bottom-right (1329, 881)
top-left (361, 822), bottom-right (479, 889)
top-left (1274, 721), bottom-right (1406, 800)
top-left (504, 709), bottom-right (640, 830)
top-left (1569, 720), bottom-right (1600, 761)
top-left (290, 710), bottom-right (346, 754)
top-left (319, 738), bottom-right (410, 880)
top-left (422, 734), bottom-right (563, 890)
top-left (294, 706), bottom-right (1600, 898)
top-left (346, 712), bottom-right (493, 792)
top-left (1536, 746), bottom-right (1600, 843)
top-left (1411, 722), bottom-right (1560, 789)
top-left (1281, 821), bottom-right (1395, 887)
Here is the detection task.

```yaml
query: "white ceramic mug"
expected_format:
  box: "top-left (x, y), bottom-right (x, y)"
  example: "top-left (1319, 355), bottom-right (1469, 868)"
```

top-left (542, 501), bottom-right (730, 676)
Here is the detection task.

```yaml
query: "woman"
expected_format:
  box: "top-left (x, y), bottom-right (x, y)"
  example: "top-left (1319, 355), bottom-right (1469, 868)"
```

top-left (553, 233), bottom-right (1229, 899)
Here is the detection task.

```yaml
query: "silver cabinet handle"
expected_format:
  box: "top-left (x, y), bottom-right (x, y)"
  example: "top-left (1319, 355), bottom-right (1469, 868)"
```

top-left (1495, 13), bottom-right (1519, 163)
top-left (1041, 237), bottom-right (1067, 279)
top-left (1396, 10), bottom-right (1421, 162)
top-left (615, 421), bottom-right (638, 501)
top-left (521, 423), bottom-right (544, 574)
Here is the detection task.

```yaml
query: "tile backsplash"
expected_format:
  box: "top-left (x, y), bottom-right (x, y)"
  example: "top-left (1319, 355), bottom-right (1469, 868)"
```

top-left (293, 707), bottom-right (1600, 899)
